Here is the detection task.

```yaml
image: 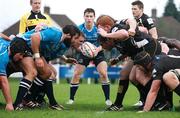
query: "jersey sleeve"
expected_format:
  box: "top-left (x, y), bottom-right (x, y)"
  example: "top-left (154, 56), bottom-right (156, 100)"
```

top-left (143, 17), bottom-right (155, 30)
top-left (44, 14), bottom-right (53, 26)
top-left (19, 13), bottom-right (28, 34)
top-left (151, 59), bottom-right (164, 80)
top-left (0, 52), bottom-right (9, 76)
top-left (39, 27), bottom-right (62, 42)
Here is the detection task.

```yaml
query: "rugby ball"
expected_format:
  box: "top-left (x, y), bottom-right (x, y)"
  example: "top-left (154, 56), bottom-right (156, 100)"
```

top-left (80, 42), bottom-right (97, 58)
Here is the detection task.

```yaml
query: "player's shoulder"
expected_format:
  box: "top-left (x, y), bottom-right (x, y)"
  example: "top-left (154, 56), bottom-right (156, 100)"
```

top-left (111, 20), bottom-right (129, 32)
top-left (21, 12), bottom-right (31, 18)
top-left (78, 23), bottom-right (85, 29)
top-left (141, 13), bottom-right (150, 19)
top-left (42, 13), bottom-right (51, 18)
top-left (0, 37), bottom-right (10, 45)
top-left (141, 13), bottom-right (154, 25)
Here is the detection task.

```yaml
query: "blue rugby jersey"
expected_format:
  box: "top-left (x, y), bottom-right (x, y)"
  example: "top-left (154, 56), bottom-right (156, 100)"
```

top-left (0, 38), bottom-right (10, 76)
top-left (20, 27), bottom-right (68, 61)
top-left (78, 23), bottom-right (99, 46)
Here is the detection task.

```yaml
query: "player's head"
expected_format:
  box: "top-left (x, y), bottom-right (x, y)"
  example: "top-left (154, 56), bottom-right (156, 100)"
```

top-left (10, 37), bottom-right (31, 61)
top-left (62, 25), bottom-right (84, 48)
top-left (96, 15), bottom-right (116, 32)
top-left (131, 0), bottom-right (144, 18)
top-left (134, 51), bottom-right (152, 68)
top-left (84, 8), bottom-right (96, 25)
top-left (84, 8), bottom-right (95, 16)
top-left (30, 0), bottom-right (41, 13)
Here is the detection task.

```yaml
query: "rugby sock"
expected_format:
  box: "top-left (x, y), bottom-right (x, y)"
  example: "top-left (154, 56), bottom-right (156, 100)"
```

top-left (166, 91), bottom-right (173, 107)
top-left (35, 90), bottom-right (46, 103)
top-left (70, 83), bottom-right (79, 100)
top-left (135, 84), bottom-right (146, 102)
top-left (14, 78), bottom-right (32, 107)
top-left (144, 79), bottom-right (152, 92)
top-left (43, 79), bottom-right (58, 105)
top-left (102, 82), bottom-right (110, 100)
top-left (114, 80), bottom-right (129, 106)
top-left (24, 77), bottom-right (44, 101)
top-left (174, 84), bottom-right (180, 96)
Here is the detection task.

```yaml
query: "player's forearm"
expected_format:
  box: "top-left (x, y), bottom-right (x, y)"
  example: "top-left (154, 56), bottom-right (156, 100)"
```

top-left (0, 33), bottom-right (11, 41)
top-left (143, 91), bottom-right (158, 111)
top-left (126, 18), bottom-right (137, 31)
top-left (143, 80), bottom-right (160, 111)
top-left (149, 28), bottom-right (158, 40)
top-left (60, 55), bottom-right (68, 62)
top-left (31, 33), bottom-right (41, 58)
top-left (0, 76), bottom-right (13, 104)
top-left (105, 30), bottom-right (129, 40)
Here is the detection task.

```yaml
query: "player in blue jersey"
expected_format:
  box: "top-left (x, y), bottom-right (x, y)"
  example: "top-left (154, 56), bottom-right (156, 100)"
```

top-left (11, 25), bottom-right (84, 110)
top-left (66, 8), bottom-right (112, 106)
top-left (0, 37), bottom-right (31, 111)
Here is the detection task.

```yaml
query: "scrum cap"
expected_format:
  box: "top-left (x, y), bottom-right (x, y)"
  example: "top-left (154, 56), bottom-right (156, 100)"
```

top-left (134, 51), bottom-right (152, 67)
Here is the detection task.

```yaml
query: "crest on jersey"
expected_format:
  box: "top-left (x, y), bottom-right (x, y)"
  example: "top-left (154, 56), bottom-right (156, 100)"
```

top-left (147, 18), bottom-right (154, 24)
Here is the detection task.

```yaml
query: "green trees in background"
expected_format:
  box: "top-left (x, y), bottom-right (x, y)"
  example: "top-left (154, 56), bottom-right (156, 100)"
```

top-left (163, 0), bottom-right (180, 22)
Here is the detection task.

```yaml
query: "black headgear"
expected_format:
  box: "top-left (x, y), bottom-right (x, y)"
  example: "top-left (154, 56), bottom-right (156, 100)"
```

top-left (10, 37), bottom-right (30, 57)
top-left (134, 51), bottom-right (152, 67)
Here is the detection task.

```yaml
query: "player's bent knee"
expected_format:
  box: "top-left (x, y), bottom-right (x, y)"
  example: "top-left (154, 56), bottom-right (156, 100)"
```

top-left (71, 77), bottom-right (80, 84)
top-left (25, 68), bottom-right (37, 80)
top-left (38, 68), bottom-right (51, 80)
top-left (99, 72), bottom-right (108, 79)
top-left (163, 71), bottom-right (174, 82)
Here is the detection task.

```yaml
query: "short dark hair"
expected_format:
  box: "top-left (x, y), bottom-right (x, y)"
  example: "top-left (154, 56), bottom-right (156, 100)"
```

top-left (10, 37), bottom-right (31, 57)
top-left (62, 25), bottom-right (81, 47)
top-left (63, 25), bottom-right (81, 38)
top-left (30, 0), bottom-right (33, 5)
top-left (131, 0), bottom-right (144, 9)
top-left (84, 8), bottom-right (95, 16)
top-left (30, 0), bottom-right (41, 5)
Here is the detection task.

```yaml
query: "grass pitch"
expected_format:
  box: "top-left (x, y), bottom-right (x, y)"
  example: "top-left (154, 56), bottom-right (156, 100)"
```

top-left (0, 79), bottom-right (180, 118)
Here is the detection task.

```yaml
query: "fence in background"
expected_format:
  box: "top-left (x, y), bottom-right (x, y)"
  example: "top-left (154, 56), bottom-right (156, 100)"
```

top-left (10, 64), bottom-right (122, 84)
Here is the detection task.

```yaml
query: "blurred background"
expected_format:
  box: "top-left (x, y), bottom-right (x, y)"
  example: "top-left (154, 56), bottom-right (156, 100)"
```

top-left (1, 0), bottom-right (180, 83)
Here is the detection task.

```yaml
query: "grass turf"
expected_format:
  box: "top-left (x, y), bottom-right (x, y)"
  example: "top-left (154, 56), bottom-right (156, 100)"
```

top-left (0, 79), bottom-right (180, 118)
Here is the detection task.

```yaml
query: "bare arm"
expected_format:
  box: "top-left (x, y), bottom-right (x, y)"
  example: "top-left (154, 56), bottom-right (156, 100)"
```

top-left (60, 55), bottom-right (68, 62)
top-left (0, 76), bottom-right (14, 111)
top-left (125, 18), bottom-right (137, 36)
top-left (31, 33), bottom-right (41, 55)
top-left (98, 28), bottom-right (129, 41)
top-left (0, 33), bottom-right (11, 41)
top-left (31, 33), bottom-right (44, 67)
top-left (149, 27), bottom-right (158, 40)
top-left (60, 55), bottom-right (77, 64)
top-left (143, 80), bottom-right (161, 112)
